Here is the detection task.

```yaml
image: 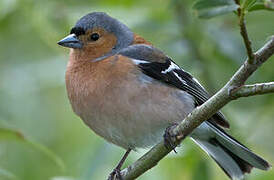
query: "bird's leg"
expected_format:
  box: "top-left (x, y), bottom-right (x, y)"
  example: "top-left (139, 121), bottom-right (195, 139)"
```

top-left (163, 123), bottom-right (179, 153)
top-left (108, 149), bottom-right (131, 180)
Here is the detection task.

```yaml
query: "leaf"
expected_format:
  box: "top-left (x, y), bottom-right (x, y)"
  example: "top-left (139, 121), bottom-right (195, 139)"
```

top-left (248, 2), bottom-right (268, 11)
top-left (193, 0), bottom-right (240, 19)
top-left (243, 0), bottom-right (257, 10)
top-left (0, 128), bottom-right (66, 172)
top-left (248, 0), bottom-right (274, 11)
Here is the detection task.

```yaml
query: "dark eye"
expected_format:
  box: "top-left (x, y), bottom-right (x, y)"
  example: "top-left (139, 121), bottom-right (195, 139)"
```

top-left (90, 33), bottom-right (100, 41)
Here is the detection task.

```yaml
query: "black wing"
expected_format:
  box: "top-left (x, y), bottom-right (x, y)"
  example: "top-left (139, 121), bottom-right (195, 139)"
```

top-left (119, 44), bottom-right (229, 128)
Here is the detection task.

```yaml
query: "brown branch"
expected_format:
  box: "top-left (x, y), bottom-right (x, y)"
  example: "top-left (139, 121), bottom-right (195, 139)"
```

top-left (117, 36), bottom-right (274, 180)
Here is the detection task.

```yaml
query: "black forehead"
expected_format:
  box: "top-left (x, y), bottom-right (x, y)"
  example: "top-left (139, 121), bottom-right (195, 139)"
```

top-left (70, 27), bottom-right (85, 36)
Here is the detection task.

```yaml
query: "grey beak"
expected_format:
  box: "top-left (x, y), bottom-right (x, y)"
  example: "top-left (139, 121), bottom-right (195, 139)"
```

top-left (57, 34), bottom-right (83, 49)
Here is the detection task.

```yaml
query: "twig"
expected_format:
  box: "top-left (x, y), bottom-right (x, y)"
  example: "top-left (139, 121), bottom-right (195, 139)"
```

top-left (118, 36), bottom-right (274, 180)
top-left (234, 0), bottom-right (255, 63)
top-left (232, 82), bottom-right (274, 98)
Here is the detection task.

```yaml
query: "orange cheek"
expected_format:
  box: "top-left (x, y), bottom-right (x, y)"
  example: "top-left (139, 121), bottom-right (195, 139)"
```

top-left (83, 32), bottom-right (117, 60)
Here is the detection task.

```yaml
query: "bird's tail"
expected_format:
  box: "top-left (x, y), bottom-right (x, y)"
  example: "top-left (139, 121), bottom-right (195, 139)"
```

top-left (191, 122), bottom-right (270, 180)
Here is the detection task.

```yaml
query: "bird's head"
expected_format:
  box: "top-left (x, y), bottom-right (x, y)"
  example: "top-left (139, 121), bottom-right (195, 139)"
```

top-left (58, 12), bottom-right (134, 61)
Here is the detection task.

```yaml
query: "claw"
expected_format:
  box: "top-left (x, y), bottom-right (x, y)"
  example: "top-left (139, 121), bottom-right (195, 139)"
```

top-left (107, 149), bottom-right (131, 180)
top-left (108, 168), bottom-right (122, 180)
top-left (163, 123), bottom-right (179, 153)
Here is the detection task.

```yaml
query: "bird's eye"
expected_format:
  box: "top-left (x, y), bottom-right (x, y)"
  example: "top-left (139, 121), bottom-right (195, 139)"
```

top-left (90, 33), bottom-right (100, 41)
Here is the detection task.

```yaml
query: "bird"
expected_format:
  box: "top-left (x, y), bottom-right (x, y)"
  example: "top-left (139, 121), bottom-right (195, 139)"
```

top-left (57, 12), bottom-right (270, 180)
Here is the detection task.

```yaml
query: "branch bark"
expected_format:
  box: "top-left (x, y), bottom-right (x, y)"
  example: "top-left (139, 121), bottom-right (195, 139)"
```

top-left (233, 82), bottom-right (274, 98)
top-left (118, 36), bottom-right (274, 180)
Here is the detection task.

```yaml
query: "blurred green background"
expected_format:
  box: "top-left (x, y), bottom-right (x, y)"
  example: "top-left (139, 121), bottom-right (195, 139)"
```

top-left (0, 0), bottom-right (273, 180)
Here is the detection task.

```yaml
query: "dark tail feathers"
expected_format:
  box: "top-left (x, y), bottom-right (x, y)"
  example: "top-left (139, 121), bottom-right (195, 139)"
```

top-left (192, 122), bottom-right (270, 180)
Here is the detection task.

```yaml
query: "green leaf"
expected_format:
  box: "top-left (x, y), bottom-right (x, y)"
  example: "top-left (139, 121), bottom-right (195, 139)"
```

top-left (248, 0), bottom-right (274, 11)
top-left (248, 2), bottom-right (267, 11)
top-left (0, 128), bottom-right (66, 172)
top-left (193, 0), bottom-right (240, 19)
top-left (243, 0), bottom-right (258, 10)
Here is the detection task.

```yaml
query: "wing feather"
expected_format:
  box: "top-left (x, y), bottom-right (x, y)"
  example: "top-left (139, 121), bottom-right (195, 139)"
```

top-left (119, 44), bottom-right (229, 128)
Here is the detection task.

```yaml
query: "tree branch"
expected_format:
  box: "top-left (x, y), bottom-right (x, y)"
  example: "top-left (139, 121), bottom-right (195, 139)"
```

top-left (118, 36), bottom-right (274, 180)
top-left (232, 82), bottom-right (274, 98)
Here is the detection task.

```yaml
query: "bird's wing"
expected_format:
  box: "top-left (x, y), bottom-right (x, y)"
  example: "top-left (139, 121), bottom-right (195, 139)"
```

top-left (118, 44), bottom-right (229, 128)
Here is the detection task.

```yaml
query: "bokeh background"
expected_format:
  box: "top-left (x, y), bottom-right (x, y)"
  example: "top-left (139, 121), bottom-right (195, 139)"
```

top-left (0, 0), bottom-right (274, 180)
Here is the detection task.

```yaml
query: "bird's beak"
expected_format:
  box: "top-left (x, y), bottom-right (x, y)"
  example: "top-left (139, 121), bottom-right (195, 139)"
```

top-left (57, 34), bottom-right (83, 49)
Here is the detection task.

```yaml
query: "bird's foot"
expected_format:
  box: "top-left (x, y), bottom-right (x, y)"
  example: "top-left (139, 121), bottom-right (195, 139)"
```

top-left (163, 123), bottom-right (179, 153)
top-left (108, 168), bottom-right (122, 180)
top-left (107, 149), bottom-right (131, 180)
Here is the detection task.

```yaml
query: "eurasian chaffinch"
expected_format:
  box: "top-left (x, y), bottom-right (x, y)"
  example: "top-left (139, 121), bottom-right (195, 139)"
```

top-left (58, 12), bottom-right (270, 180)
